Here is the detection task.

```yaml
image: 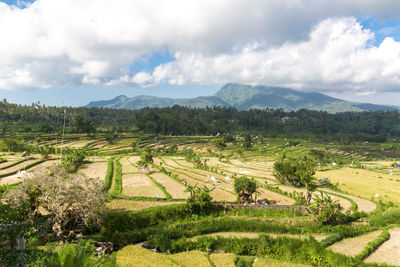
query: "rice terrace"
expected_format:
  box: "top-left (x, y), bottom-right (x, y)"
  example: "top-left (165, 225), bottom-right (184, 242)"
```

top-left (2, 120), bottom-right (400, 266)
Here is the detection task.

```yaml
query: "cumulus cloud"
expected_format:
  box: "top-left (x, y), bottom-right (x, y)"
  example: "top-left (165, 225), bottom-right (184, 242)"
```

top-left (1, 0), bottom-right (400, 93)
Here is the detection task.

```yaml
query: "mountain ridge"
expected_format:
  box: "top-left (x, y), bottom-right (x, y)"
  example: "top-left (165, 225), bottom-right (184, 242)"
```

top-left (86, 83), bottom-right (399, 113)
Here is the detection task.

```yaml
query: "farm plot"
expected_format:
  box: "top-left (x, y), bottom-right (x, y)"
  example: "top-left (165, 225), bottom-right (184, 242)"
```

top-left (0, 160), bottom-right (56, 185)
top-left (315, 167), bottom-right (400, 203)
top-left (0, 159), bottom-right (38, 175)
top-left (150, 172), bottom-right (189, 199)
top-left (122, 173), bottom-right (165, 198)
top-left (120, 157), bottom-right (139, 173)
top-left (189, 232), bottom-right (328, 242)
top-left (169, 251), bottom-right (211, 267)
top-left (209, 253), bottom-right (236, 267)
top-left (207, 158), bottom-right (271, 177)
top-left (155, 165), bottom-right (236, 202)
top-left (79, 161), bottom-right (108, 180)
top-left (365, 228), bottom-right (400, 265)
top-left (258, 188), bottom-right (295, 205)
top-left (106, 199), bottom-right (183, 211)
top-left (55, 139), bottom-right (93, 148)
top-left (0, 159), bottom-right (17, 169)
top-left (159, 158), bottom-right (237, 200)
top-left (329, 230), bottom-right (382, 256)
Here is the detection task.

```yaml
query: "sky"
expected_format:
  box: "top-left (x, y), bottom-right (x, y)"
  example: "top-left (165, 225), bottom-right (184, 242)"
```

top-left (1, 1), bottom-right (400, 106)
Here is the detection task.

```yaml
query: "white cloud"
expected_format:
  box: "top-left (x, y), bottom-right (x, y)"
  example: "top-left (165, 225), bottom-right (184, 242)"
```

top-left (146, 18), bottom-right (400, 93)
top-left (1, 0), bottom-right (400, 93)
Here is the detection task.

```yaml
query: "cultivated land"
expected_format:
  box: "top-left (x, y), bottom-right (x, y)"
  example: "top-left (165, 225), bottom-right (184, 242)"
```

top-left (3, 133), bottom-right (400, 266)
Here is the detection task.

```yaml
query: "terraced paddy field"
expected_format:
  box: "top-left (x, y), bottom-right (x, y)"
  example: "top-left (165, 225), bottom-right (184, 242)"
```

top-left (79, 161), bottom-right (108, 180)
top-left (122, 173), bottom-right (166, 198)
top-left (107, 199), bottom-right (184, 211)
top-left (329, 230), bottom-right (382, 256)
top-left (188, 232), bottom-right (328, 242)
top-left (365, 228), bottom-right (400, 265)
top-left (5, 134), bottom-right (400, 266)
top-left (315, 167), bottom-right (400, 202)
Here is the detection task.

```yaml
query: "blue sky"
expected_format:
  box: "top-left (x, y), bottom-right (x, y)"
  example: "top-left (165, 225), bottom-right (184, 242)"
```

top-left (1, 0), bottom-right (400, 106)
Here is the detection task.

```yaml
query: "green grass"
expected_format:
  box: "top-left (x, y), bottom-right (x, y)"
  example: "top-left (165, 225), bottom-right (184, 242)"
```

top-left (110, 156), bottom-right (122, 196)
top-left (104, 157), bottom-right (114, 191)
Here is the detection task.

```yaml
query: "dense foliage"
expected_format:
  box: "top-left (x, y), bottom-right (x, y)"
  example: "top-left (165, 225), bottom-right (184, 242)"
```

top-left (1, 100), bottom-right (399, 141)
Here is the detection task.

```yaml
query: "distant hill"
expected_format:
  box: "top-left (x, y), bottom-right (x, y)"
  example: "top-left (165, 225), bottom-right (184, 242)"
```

top-left (86, 83), bottom-right (399, 113)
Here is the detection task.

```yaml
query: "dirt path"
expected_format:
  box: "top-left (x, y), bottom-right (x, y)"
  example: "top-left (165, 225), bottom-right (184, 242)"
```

top-left (329, 230), bottom-right (382, 256)
top-left (365, 228), bottom-right (400, 265)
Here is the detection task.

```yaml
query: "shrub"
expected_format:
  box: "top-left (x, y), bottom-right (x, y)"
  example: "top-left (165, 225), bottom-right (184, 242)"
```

top-left (273, 157), bottom-right (316, 187)
top-left (234, 177), bottom-right (257, 204)
top-left (310, 192), bottom-right (348, 225)
top-left (185, 185), bottom-right (213, 213)
top-left (4, 166), bottom-right (107, 241)
top-left (61, 148), bottom-right (87, 173)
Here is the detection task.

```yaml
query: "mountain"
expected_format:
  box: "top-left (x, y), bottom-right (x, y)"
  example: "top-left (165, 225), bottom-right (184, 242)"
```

top-left (86, 83), bottom-right (399, 113)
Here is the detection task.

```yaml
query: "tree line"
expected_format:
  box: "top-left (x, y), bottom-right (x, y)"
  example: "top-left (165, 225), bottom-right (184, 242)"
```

top-left (0, 99), bottom-right (399, 141)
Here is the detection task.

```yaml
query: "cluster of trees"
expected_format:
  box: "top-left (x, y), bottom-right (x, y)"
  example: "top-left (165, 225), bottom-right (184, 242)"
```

top-left (1, 100), bottom-right (400, 141)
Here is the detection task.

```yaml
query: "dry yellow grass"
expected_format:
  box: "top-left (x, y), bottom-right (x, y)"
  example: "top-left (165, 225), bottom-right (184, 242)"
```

top-left (122, 174), bottom-right (165, 198)
top-left (315, 167), bottom-right (400, 203)
top-left (258, 188), bottom-right (295, 205)
top-left (365, 228), bottom-right (400, 265)
top-left (253, 257), bottom-right (310, 267)
top-left (0, 159), bottom-right (17, 169)
top-left (189, 232), bottom-right (328, 242)
top-left (168, 251), bottom-right (211, 267)
top-left (116, 245), bottom-right (177, 267)
top-left (209, 253), bottom-right (236, 267)
top-left (79, 161), bottom-right (108, 180)
top-left (120, 157), bottom-right (139, 173)
top-left (150, 172), bottom-right (189, 199)
top-left (0, 159), bottom-right (37, 175)
top-left (0, 160), bottom-right (57, 185)
top-left (106, 199), bottom-right (183, 211)
top-left (329, 230), bottom-right (382, 256)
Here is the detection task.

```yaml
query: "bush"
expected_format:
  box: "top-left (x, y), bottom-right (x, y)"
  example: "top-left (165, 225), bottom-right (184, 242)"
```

top-left (185, 185), bottom-right (213, 213)
top-left (61, 149), bottom-right (87, 173)
top-left (234, 177), bottom-right (257, 204)
top-left (310, 192), bottom-right (348, 225)
top-left (273, 157), bottom-right (316, 187)
top-left (4, 166), bottom-right (107, 241)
